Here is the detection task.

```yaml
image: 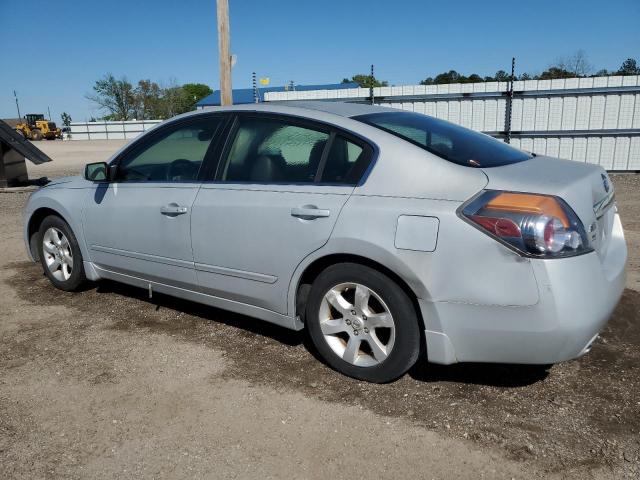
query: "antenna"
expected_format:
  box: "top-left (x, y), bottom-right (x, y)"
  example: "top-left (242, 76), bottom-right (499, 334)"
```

top-left (370, 64), bottom-right (375, 105)
top-left (252, 72), bottom-right (258, 103)
top-left (504, 57), bottom-right (516, 144)
top-left (14, 90), bottom-right (21, 119)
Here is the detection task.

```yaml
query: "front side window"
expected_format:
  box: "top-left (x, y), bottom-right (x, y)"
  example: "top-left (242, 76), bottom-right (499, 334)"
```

top-left (355, 111), bottom-right (532, 168)
top-left (222, 117), bottom-right (330, 183)
top-left (117, 117), bottom-right (222, 182)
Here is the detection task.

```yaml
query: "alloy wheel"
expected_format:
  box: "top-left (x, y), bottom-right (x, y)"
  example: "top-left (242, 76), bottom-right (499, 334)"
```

top-left (42, 227), bottom-right (73, 281)
top-left (319, 282), bottom-right (396, 367)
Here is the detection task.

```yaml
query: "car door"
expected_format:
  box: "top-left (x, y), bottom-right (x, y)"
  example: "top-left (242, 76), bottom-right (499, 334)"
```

top-left (82, 114), bottom-right (226, 289)
top-left (191, 113), bottom-right (373, 315)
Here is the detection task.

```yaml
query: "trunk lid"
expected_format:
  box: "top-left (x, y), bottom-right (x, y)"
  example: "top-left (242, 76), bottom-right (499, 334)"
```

top-left (482, 155), bottom-right (616, 256)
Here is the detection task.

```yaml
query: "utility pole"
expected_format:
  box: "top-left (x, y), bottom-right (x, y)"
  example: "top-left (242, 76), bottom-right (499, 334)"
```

top-left (216, 0), bottom-right (233, 105)
top-left (14, 91), bottom-right (21, 119)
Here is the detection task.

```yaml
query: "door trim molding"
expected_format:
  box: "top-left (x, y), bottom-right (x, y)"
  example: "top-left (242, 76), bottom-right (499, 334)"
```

top-left (90, 244), bottom-right (194, 269)
top-left (195, 262), bottom-right (278, 284)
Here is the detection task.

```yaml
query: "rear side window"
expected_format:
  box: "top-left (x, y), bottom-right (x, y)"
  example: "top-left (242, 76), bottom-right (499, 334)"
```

top-left (321, 136), bottom-right (364, 183)
top-left (222, 118), bottom-right (329, 183)
top-left (355, 111), bottom-right (532, 168)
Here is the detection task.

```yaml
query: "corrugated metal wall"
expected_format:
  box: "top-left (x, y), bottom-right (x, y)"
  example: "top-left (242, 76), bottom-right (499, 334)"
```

top-left (266, 75), bottom-right (640, 171)
top-left (69, 120), bottom-right (161, 140)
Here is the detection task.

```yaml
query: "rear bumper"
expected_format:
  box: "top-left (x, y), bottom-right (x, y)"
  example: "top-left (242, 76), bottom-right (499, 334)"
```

top-left (423, 213), bottom-right (627, 365)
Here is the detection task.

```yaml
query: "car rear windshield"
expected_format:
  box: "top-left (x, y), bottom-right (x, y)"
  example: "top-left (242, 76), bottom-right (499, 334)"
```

top-left (354, 111), bottom-right (532, 168)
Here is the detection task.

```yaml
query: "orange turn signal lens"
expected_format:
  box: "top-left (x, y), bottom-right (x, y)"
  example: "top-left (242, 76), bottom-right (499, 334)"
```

top-left (485, 193), bottom-right (570, 228)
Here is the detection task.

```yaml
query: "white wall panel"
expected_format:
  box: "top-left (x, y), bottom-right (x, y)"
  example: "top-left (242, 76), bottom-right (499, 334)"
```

top-left (633, 95), bottom-right (640, 128)
top-left (559, 137), bottom-right (573, 160)
top-left (511, 98), bottom-right (523, 131)
top-left (589, 96), bottom-right (606, 129)
top-left (618, 95), bottom-right (635, 128)
top-left (575, 97), bottom-right (591, 130)
top-left (613, 137), bottom-right (630, 170)
top-left (535, 97), bottom-right (550, 130)
top-left (572, 138), bottom-right (588, 162)
top-left (561, 96), bottom-right (577, 130)
top-left (521, 98), bottom-right (536, 130)
top-left (436, 101), bottom-right (448, 120)
top-left (603, 96), bottom-right (621, 129)
top-left (548, 97), bottom-right (563, 130)
top-left (471, 100), bottom-right (484, 131)
top-left (628, 137), bottom-right (640, 170)
top-left (599, 137), bottom-right (616, 169)
top-left (484, 99), bottom-right (498, 132)
top-left (546, 137), bottom-right (560, 158)
top-left (586, 138), bottom-right (601, 165)
top-left (459, 101), bottom-right (472, 129)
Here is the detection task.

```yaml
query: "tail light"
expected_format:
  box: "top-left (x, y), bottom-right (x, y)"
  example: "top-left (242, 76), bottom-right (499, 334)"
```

top-left (460, 190), bottom-right (592, 258)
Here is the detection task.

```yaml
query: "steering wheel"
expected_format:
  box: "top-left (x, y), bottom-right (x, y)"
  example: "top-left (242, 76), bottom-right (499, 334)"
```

top-left (166, 159), bottom-right (197, 181)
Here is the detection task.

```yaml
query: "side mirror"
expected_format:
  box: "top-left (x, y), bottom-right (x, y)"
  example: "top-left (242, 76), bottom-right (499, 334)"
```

top-left (84, 162), bottom-right (109, 182)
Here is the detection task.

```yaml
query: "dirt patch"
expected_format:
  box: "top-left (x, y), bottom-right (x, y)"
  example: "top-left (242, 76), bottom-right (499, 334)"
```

top-left (6, 260), bottom-right (640, 477)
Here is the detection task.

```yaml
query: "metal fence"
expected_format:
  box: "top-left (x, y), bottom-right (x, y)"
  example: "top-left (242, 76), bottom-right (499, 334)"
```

top-left (68, 120), bottom-right (162, 141)
top-left (265, 75), bottom-right (640, 171)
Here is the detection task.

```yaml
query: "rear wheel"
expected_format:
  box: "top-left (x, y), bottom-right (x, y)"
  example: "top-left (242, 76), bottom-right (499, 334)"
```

top-left (306, 263), bottom-right (421, 383)
top-left (38, 215), bottom-right (87, 291)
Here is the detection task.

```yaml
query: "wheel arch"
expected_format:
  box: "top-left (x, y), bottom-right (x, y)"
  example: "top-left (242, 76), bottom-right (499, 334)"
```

top-left (293, 253), bottom-right (427, 335)
top-left (27, 207), bottom-right (70, 261)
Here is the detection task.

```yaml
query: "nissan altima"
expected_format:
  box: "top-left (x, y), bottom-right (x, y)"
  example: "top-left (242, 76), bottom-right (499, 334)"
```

top-left (24, 102), bottom-right (627, 382)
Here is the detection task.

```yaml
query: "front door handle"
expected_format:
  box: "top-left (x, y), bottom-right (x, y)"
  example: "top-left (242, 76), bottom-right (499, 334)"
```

top-left (160, 203), bottom-right (188, 216)
top-left (291, 205), bottom-right (331, 220)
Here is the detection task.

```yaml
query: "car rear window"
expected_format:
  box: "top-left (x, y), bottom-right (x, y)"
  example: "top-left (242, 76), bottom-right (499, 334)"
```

top-left (354, 111), bottom-right (532, 168)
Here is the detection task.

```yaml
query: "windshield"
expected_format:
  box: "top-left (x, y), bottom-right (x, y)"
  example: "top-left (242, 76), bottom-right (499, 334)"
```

top-left (354, 111), bottom-right (532, 168)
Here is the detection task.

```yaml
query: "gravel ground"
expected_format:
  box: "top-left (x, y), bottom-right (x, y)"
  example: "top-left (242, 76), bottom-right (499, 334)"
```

top-left (0, 143), bottom-right (638, 479)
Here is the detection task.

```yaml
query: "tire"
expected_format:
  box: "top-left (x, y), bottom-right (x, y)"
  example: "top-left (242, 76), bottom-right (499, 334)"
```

top-left (306, 263), bottom-right (421, 383)
top-left (31, 129), bottom-right (42, 141)
top-left (37, 215), bottom-right (87, 291)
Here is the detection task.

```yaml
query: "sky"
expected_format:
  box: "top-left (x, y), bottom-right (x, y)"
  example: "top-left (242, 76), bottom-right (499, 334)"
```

top-left (0, 0), bottom-right (638, 122)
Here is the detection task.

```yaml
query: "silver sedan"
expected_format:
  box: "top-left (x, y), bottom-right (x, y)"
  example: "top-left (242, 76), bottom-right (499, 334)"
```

top-left (24, 102), bottom-right (627, 382)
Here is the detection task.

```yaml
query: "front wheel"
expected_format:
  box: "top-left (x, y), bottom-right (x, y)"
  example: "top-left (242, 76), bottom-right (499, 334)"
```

top-left (306, 263), bottom-right (421, 383)
top-left (38, 215), bottom-right (87, 291)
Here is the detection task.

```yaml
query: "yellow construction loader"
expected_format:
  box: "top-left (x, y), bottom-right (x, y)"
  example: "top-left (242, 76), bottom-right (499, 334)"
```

top-left (15, 114), bottom-right (62, 141)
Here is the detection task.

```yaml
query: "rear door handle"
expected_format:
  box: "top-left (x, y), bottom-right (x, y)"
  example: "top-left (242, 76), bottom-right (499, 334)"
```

top-left (291, 206), bottom-right (331, 220)
top-left (160, 203), bottom-right (188, 216)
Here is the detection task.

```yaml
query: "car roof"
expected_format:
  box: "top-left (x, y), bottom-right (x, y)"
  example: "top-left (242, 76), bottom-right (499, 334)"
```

top-left (193, 101), bottom-right (399, 119)
top-left (270, 101), bottom-right (399, 118)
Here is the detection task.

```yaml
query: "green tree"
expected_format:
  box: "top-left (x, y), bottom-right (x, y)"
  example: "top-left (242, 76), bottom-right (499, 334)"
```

top-left (346, 74), bottom-right (388, 88)
top-left (466, 74), bottom-right (483, 83)
top-left (86, 74), bottom-right (136, 120)
top-left (181, 83), bottom-right (213, 110)
top-left (493, 70), bottom-right (510, 82)
top-left (134, 79), bottom-right (163, 120)
top-left (538, 67), bottom-right (574, 80)
top-left (617, 58), bottom-right (639, 75)
top-left (60, 112), bottom-right (72, 126)
top-left (420, 71), bottom-right (485, 85)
